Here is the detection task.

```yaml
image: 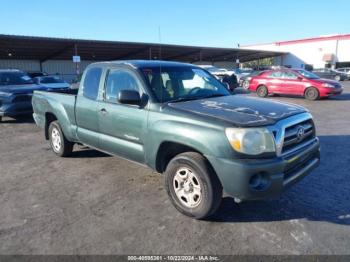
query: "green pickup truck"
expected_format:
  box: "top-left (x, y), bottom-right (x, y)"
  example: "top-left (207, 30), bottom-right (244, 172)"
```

top-left (32, 60), bottom-right (320, 219)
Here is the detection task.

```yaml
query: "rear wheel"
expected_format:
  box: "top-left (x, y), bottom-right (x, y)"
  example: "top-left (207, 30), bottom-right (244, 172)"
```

top-left (304, 87), bottom-right (319, 100)
top-left (165, 152), bottom-right (222, 219)
top-left (49, 121), bottom-right (73, 157)
top-left (256, 85), bottom-right (268, 97)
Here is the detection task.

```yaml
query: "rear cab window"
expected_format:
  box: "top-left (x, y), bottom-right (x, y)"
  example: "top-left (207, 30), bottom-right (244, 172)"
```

top-left (82, 67), bottom-right (103, 100)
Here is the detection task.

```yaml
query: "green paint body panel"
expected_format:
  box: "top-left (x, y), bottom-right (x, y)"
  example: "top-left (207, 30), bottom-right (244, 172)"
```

top-left (32, 61), bottom-right (320, 201)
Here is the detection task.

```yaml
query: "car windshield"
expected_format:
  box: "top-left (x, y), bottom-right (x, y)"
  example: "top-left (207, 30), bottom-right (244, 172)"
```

top-left (295, 69), bottom-right (320, 79)
top-left (0, 71), bottom-right (34, 86)
top-left (39, 76), bottom-right (65, 84)
top-left (141, 66), bottom-right (230, 103)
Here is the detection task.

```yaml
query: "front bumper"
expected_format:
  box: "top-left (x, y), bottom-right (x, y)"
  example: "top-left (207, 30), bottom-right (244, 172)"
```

top-left (0, 96), bottom-right (33, 117)
top-left (206, 138), bottom-right (320, 201)
top-left (320, 87), bottom-right (343, 97)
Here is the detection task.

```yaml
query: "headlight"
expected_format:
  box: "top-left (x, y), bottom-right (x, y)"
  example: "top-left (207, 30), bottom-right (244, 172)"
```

top-left (0, 91), bottom-right (12, 97)
top-left (322, 83), bottom-right (335, 88)
top-left (225, 128), bottom-right (276, 155)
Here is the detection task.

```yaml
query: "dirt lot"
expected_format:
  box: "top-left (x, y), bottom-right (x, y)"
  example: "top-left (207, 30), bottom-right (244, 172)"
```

top-left (0, 82), bottom-right (350, 255)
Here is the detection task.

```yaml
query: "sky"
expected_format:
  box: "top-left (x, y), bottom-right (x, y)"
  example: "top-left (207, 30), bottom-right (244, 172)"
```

top-left (0, 0), bottom-right (349, 48)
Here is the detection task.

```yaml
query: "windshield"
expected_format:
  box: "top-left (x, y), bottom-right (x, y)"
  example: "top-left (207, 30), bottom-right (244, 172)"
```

top-left (39, 76), bottom-right (65, 84)
top-left (141, 66), bottom-right (230, 103)
top-left (295, 69), bottom-right (320, 79)
top-left (0, 72), bottom-right (34, 86)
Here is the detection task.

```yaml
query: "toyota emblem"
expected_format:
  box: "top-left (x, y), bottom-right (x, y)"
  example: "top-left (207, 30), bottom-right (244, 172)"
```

top-left (296, 126), bottom-right (305, 141)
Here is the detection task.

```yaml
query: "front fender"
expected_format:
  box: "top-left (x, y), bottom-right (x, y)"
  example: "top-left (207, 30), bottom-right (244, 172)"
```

top-left (145, 119), bottom-right (232, 169)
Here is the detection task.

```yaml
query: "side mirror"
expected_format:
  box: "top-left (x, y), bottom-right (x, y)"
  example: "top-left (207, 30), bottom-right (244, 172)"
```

top-left (118, 90), bottom-right (141, 105)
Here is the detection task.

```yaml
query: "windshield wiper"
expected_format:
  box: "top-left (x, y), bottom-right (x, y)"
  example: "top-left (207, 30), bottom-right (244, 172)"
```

top-left (166, 97), bottom-right (202, 103)
top-left (166, 94), bottom-right (227, 103)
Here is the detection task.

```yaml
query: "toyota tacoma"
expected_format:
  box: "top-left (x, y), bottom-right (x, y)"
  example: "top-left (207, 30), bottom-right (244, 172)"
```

top-left (32, 61), bottom-right (320, 219)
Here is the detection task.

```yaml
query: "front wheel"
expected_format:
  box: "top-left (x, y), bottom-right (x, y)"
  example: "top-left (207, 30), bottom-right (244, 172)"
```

top-left (304, 87), bottom-right (319, 100)
top-left (165, 152), bottom-right (222, 219)
top-left (334, 75), bottom-right (341, 81)
top-left (49, 121), bottom-right (73, 157)
top-left (243, 80), bottom-right (250, 90)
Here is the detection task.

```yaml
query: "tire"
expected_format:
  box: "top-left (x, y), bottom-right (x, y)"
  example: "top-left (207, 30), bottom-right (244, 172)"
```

top-left (48, 121), bottom-right (73, 157)
top-left (304, 87), bottom-right (319, 101)
top-left (243, 80), bottom-right (250, 90)
top-left (0, 116), bottom-right (2, 122)
top-left (334, 75), bottom-right (341, 81)
top-left (256, 85), bottom-right (268, 97)
top-left (164, 152), bottom-right (222, 219)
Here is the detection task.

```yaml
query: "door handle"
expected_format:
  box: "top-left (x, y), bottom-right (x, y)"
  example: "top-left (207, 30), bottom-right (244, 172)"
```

top-left (100, 108), bottom-right (107, 115)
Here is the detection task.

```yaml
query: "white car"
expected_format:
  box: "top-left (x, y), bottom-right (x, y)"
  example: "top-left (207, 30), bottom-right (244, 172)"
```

top-left (335, 68), bottom-right (350, 79)
top-left (197, 65), bottom-right (234, 77)
top-left (34, 76), bottom-right (70, 89)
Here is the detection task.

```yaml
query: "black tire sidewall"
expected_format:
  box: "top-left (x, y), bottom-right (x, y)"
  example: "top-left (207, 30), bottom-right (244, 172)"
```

top-left (165, 153), bottom-right (221, 219)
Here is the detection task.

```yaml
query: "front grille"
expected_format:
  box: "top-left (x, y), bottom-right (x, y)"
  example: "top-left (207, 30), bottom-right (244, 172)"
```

top-left (13, 95), bottom-right (32, 103)
top-left (282, 119), bottom-right (315, 154)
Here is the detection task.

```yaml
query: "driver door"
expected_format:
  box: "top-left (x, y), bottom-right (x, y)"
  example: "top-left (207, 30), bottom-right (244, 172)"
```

top-left (98, 67), bottom-right (148, 163)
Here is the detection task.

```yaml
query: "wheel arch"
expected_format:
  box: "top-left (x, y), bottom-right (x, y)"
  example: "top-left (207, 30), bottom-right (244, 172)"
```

top-left (155, 141), bottom-right (204, 173)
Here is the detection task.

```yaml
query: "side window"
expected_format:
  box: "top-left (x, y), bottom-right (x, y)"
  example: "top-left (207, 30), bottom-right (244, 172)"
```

top-left (83, 67), bottom-right (102, 100)
top-left (105, 69), bottom-right (140, 103)
top-left (283, 71), bottom-right (298, 80)
top-left (268, 71), bottom-right (283, 78)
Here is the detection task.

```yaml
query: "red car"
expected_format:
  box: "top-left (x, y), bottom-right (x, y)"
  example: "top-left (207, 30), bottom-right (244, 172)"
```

top-left (248, 69), bottom-right (343, 100)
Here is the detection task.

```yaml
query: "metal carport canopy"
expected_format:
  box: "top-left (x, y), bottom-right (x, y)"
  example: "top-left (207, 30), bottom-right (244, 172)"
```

top-left (0, 34), bottom-right (285, 63)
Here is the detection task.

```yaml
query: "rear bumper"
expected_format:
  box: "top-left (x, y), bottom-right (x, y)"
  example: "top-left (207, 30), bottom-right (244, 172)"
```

top-left (206, 138), bottom-right (320, 201)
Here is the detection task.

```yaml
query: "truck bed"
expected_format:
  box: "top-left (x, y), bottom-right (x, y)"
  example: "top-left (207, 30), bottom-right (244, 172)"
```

top-left (32, 89), bottom-right (78, 141)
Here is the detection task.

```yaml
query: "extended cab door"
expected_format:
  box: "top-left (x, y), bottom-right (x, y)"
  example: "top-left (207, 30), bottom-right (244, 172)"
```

top-left (97, 67), bottom-right (148, 163)
top-left (75, 67), bottom-right (103, 148)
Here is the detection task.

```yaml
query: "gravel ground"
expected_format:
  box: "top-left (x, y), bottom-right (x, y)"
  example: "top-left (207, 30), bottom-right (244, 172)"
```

top-left (0, 82), bottom-right (349, 255)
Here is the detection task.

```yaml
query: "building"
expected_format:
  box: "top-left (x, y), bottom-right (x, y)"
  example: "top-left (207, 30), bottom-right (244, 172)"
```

top-left (242, 33), bottom-right (350, 70)
top-left (0, 34), bottom-right (284, 82)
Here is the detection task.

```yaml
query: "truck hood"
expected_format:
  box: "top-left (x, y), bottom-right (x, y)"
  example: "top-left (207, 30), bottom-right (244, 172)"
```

top-left (0, 84), bottom-right (44, 94)
top-left (168, 95), bottom-right (306, 127)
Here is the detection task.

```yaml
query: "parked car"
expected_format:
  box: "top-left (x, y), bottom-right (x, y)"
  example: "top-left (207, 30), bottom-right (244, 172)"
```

top-left (248, 69), bottom-right (343, 100)
top-left (335, 67), bottom-right (350, 79)
top-left (0, 69), bottom-right (44, 121)
top-left (27, 71), bottom-right (48, 78)
top-left (197, 65), bottom-right (236, 77)
top-left (33, 76), bottom-right (70, 90)
top-left (312, 68), bottom-right (347, 81)
top-left (32, 60), bottom-right (320, 219)
top-left (231, 68), bottom-right (254, 82)
top-left (216, 74), bottom-right (238, 92)
top-left (239, 70), bottom-right (265, 89)
top-left (197, 65), bottom-right (238, 91)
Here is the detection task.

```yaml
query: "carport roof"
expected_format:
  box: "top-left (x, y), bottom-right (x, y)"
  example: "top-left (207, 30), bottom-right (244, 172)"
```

top-left (0, 34), bottom-right (285, 63)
